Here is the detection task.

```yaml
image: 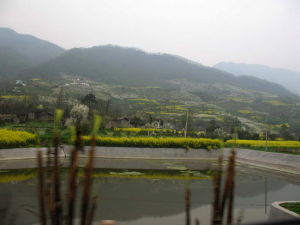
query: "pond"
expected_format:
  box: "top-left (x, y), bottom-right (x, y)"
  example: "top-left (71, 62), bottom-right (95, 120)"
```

top-left (0, 158), bottom-right (299, 225)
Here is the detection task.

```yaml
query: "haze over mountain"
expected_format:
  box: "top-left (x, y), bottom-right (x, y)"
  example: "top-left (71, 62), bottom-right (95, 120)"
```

top-left (22, 45), bottom-right (294, 98)
top-left (0, 27), bottom-right (65, 77)
top-left (0, 27), bottom-right (296, 100)
top-left (0, 27), bottom-right (294, 98)
top-left (0, 47), bottom-right (33, 78)
top-left (215, 62), bottom-right (300, 95)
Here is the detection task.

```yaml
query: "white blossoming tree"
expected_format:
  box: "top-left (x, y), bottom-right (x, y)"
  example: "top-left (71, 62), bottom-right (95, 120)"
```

top-left (65, 104), bottom-right (89, 126)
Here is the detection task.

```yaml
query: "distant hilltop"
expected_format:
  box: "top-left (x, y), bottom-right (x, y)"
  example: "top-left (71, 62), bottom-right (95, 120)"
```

top-left (215, 62), bottom-right (300, 95)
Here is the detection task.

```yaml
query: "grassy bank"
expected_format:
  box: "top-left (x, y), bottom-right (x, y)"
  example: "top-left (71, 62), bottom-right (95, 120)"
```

top-left (0, 168), bottom-right (213, 183)
top-left (90, 168), bottom-right (213, 180)
top-left (0, 169), bottom-right (36, 183)
top-left (280, 202), bottom-right (300, 215)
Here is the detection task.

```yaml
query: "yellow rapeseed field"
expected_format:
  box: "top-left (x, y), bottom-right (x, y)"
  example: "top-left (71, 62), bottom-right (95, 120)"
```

top-left (226, 139), bottom-right (300, 149)
top-left (0, 129), bottom-right (38, 148)
top-left (114, 128), bottom-right (175, 133)
top-left (83, 136), bottom-right (222, 149)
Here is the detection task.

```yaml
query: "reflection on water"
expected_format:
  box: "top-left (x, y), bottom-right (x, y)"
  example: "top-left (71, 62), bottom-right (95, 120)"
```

top-left (0, 161), bottom-right (299, 225)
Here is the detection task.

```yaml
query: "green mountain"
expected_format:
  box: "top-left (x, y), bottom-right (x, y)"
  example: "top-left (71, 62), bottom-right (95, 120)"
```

top-left (215, 62), bottom-right (300, 95)
top-left (0, 27), bottom-right (65, 77)
top-left (22, 45), bottom-right (293, 97)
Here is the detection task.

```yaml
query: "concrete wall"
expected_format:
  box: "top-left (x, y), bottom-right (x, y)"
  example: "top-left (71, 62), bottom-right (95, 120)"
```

top-left (0, 146), bottom-right (300, 174)
top-left (86, 146), bottom-right (219, 159)
top-left (0, 147), bottom-right (66, 160)
top-left (0, 146), bottom-right (220, 160)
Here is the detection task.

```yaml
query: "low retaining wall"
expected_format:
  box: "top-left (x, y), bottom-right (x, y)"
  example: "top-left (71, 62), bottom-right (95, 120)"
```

top-left (0, 146), bottom-right (220, 160)
top-left (0, 147), bottom-right (67, 160)
top-left (0, 147), bottom-right (300, 174)
top-left (270, 201), bottom-right (300, 220)
top-left (223, 148), bottom-right (300, 175)
top-left (86, 146), bottom-right (220, 159)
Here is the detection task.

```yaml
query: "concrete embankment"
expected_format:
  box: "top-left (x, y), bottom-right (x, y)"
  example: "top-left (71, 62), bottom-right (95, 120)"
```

top-left (222, 148), bottom-right (300, 175)
top-left (270, 201), bottom-right (300, 220)
top-left (0, 146), bottom-right (300, 174)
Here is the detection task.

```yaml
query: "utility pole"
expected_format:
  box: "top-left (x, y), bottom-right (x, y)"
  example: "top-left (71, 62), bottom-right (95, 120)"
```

top-left (184, 110), bottom-right (189, 138)
top-left (234, 130), bottom-right (238, 149)
top-left (265, 130), bottom-right (268, 151)
top-left (264, 177), bottom-right (268, 214)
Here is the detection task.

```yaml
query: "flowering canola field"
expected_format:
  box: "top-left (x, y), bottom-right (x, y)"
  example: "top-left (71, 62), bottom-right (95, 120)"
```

top-left (0, 129), bottom-right (38, 148)
top-left (114, 128), bottom-right (175, 133)
top-left (226, 139), bottom-right (300, 149)
top-left (83, 136), bottom-right (222, 150)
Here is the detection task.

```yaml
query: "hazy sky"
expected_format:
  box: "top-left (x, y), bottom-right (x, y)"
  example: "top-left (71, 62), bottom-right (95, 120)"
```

top-left (1, 0), bottom-right (300, 71)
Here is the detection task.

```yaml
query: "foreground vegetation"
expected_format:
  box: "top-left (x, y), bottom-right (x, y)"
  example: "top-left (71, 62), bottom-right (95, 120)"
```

top-left (0, 129), bottom-right (38, 148)
top-left (83, 136), bottom-right (222, 150)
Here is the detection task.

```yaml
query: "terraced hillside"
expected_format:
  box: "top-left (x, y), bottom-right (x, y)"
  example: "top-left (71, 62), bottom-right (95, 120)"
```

top-left (3, 73), bottom-right (300, 137)
top-left (1, 29), bottom-right (300, 137)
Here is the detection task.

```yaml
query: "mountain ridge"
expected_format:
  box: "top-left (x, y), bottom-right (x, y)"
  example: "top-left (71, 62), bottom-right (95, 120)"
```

top-left (0, 27), bottom-right (295, 99)
top-left (20, 45), bottom-right (295, 98)
top-left (0, 27), bottom-right (65, 66)
top-left (214, 62), bottom-right (300, 95)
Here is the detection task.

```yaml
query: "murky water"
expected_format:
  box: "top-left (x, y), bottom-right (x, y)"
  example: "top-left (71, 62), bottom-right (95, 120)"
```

top-left (0, 159), bottom-right (299, 225)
